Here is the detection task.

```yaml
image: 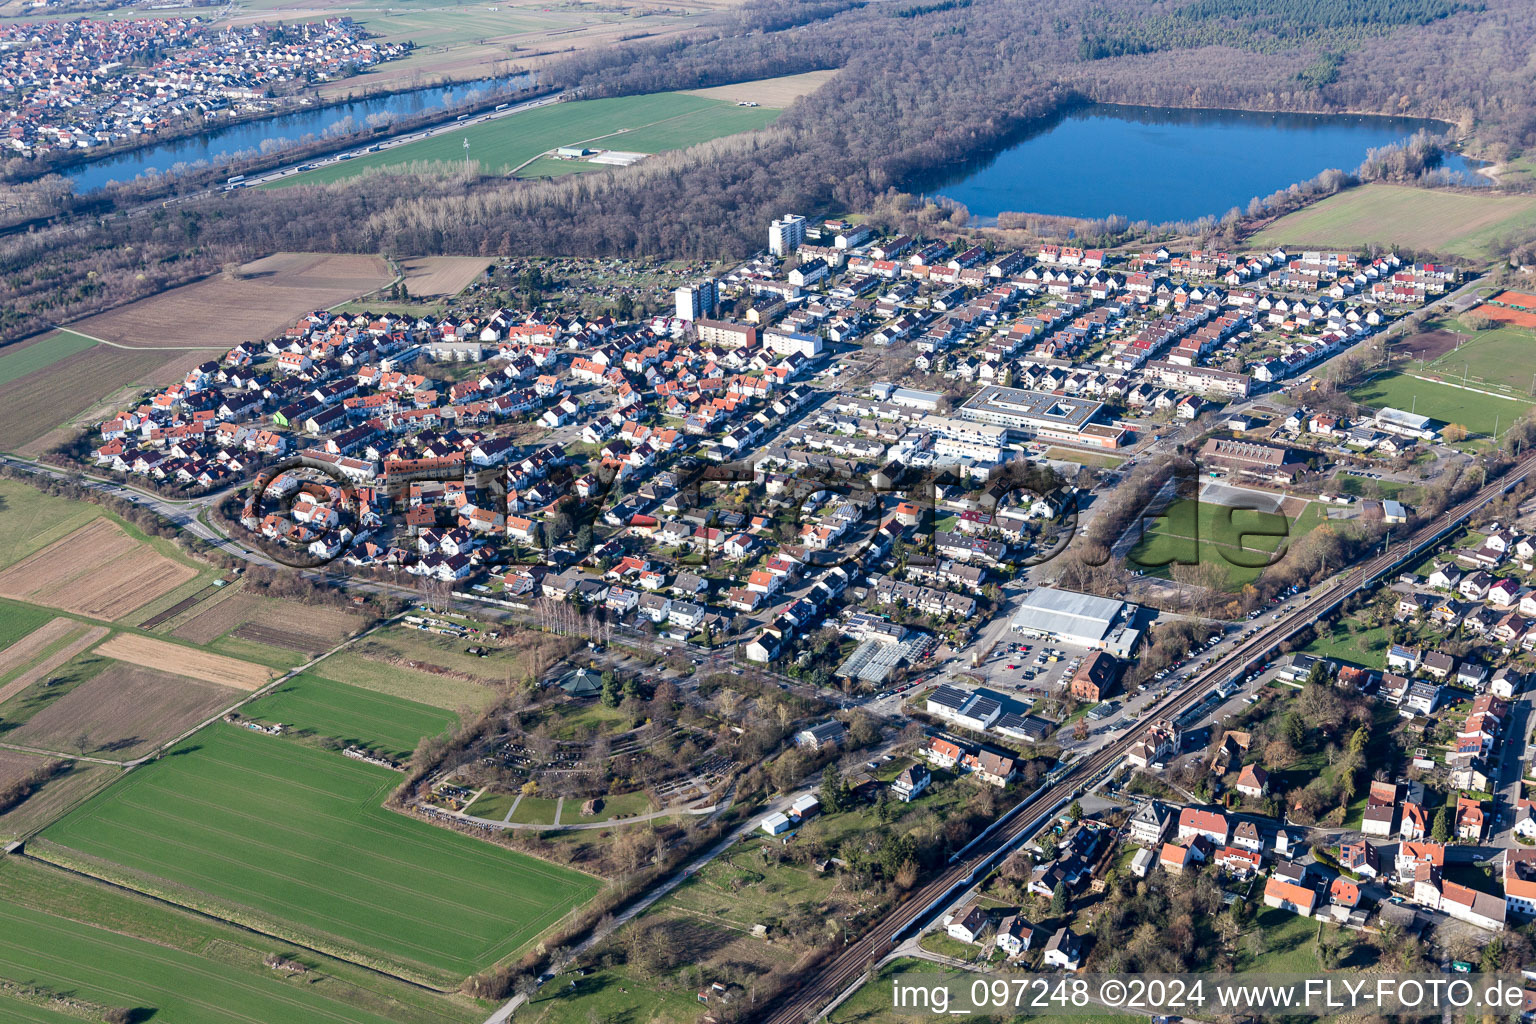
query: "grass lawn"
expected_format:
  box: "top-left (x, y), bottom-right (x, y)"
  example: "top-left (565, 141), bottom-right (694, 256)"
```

top-left (919, 929), bottom-right (983, 960)
top-left (1045, 447), bottom-right (1126, 469)
top-left (658, 834), bottom-right (840, 929)
top-left (0, 477), bottom-right (106, 568)
top-left (465, 789), bottom-right (516, 820)
top-left (1348, 370), bottom-right (1532, 438)
top-left (520, 964), bottom-right (703, 1024)
top-left (0, 857), bottom-right (473, 1024)
top-left (313, 649), bottom-right (500, 712)
top-left (1248, 184), bottom-right (1536, 260)
top-left (1303, 618), bottom-right (1391, 668)
top-left (0, 330), bottom-right (98, 388)
top-left (588, 790), bottom-right (655, 820)
top-left (547, 699), bottom-right (631, 738)
top-left (1341, 704), bottom-right (1406, 827)
top-left (1334, 473), bottom-right (1411, 501)
top-left (277, 93), bottom-right (781, 187)
top-left (37, 724), bottom-right (601, 987)
top-left (509, 796), bottom-right (562, 826)
top-left (1239, 908), bottom-right (1324, 972)
top-left (241, 673), bottom-right (459, 760)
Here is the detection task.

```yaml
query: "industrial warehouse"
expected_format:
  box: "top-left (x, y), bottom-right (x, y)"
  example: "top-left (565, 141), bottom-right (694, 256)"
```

top-left (1010, 587), bottom-right (1140, 655)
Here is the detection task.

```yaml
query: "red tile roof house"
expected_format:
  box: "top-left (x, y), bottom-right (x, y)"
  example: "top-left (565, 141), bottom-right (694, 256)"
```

top-left (1263, 876), bottom-right (1317, 917)
top-left (1176, 808), bottom-right (1229, 846)
top-left (1160, 842), bottom-right (1201, 876)
top-left (1235, 764), bottom-right (1269, 799)
top-left (1329, 876), bottom-right (1361, 909)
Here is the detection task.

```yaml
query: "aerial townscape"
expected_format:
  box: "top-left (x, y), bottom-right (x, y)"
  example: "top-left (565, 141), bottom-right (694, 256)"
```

top-left (6, 0), bottom-right (1536, 1022)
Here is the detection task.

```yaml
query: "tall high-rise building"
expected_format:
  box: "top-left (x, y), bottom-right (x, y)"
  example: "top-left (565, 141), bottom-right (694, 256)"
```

top-left (674, 279), bottom-right (717, 321)
top-left (768, 214), bottom-right (807, 257)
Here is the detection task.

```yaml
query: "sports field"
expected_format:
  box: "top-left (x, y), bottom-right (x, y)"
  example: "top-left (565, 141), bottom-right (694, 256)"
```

top-left (1349, 370), bottom-right (1533, 437)
top-left (1418, 317), bottom-right (1536, 392)
top-left (242, 673), bottom-right (458, 759)
top-left (1248, 184), bottom-right (1536, 260)
top-left (39, 724), bottom-right (600, 985)
top-left (278, 92), bottom-right (782, 187)
top-left (1127, 497), bottom-right (1307, 588)
top-left (0, 858), bottom-right (474, 1024)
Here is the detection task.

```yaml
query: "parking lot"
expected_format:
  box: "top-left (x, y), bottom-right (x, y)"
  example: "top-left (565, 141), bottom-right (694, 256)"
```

top-left (971, 633), bottom-right (1093, 700)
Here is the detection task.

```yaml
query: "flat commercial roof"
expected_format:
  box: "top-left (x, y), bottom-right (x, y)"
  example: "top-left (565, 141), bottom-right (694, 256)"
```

top-left (959, 385), bottom-right (1103, 432)
top-left (1011, 587), bottom-right (1129, 644)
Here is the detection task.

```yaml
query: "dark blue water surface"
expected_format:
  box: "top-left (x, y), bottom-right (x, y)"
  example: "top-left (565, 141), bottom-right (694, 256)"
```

top-left (928, 104), bottom-right (1488, 224)
top-left (65, 73), bottom-right (533, 193)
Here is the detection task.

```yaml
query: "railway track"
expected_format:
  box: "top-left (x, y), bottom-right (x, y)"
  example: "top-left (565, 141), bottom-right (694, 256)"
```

top-left (758, 451), bottom-right (1536, 1024)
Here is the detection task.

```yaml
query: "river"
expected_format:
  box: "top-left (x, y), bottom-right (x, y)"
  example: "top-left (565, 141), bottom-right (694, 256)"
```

top-left (925, 104), bottom-right (1489, 224)
top-left (63, 74), bottom-right (534, 194)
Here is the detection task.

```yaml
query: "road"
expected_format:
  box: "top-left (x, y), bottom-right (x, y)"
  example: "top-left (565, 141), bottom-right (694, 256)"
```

top-left (755, 448), bottom-right (1536, 1024)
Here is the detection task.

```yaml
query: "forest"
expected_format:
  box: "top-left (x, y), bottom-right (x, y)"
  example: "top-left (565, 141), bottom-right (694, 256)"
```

top-left (0, 0), bottom-right (1533, 346)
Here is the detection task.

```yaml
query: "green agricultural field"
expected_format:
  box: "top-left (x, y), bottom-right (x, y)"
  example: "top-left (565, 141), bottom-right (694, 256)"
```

top-left (1349, 370), bottom-right (1533, 438)
top-left (0, 478), bottom-right (106, 568)
top-left (38, 724), bottom-right (602, 987)
top-left (353, 7), bottom-right (564, 48)
top-left (0, 858), bottom-right (474, 1024)
top-left (0, 330), bottom-right (97, 388)
top-left (1248, 183), bottom-right (1536, 260)
top-left (241, 673), bottom-right (458, 759)
top-left (1126, 497), bottom-right (1305, 588)
top-left (0, 598), bottom-right (54, 651)
top-left (277, 93), bottom-right (782, 187)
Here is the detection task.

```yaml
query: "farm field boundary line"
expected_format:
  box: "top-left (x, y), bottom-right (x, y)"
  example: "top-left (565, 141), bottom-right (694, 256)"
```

top-left (11, 847), bottom-right (453, 998)
top-left (0, 896), bottom-right (416, 1024)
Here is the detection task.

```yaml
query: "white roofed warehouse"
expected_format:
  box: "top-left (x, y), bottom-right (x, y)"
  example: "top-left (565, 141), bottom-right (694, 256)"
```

top-left (1010, 587), bottom-right (1137, 651)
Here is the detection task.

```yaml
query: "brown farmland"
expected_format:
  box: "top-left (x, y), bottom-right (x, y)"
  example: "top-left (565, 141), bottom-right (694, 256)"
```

top-left (72, 253), bottom-right (391, 349)
top-left (399, 256), bottom-right (492, 298)
top-left (6, 663), bottom-right (242, 758)
top-left (0, 520), bottom-right (198, 620)
top-left (173, 594), bottom-right (361, 654)
top-left (0, 625), bottom-right (109, 708)
top-left (0, 346), bottom-right (182, 452)
top-left (95, 633), bottom-right (276, 690)
top-left (684, 70), bottom-right (839, 107)
top-left (171, 594), bottom-right (262, 644)
top-left (0, 618), bottom-right (80, 678)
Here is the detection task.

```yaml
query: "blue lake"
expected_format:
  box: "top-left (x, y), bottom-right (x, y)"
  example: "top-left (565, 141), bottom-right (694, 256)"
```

top-left (65, 74), bottom-right (532, 194)
top-left (927, 104), bottom-right (1488, 224)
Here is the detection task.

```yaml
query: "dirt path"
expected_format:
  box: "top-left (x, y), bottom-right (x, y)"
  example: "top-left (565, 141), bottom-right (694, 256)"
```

top-left (52, 325), bottom-right (226, 352)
